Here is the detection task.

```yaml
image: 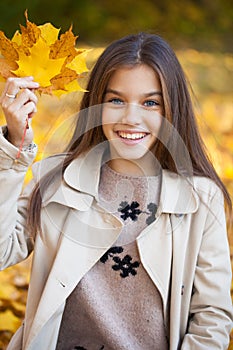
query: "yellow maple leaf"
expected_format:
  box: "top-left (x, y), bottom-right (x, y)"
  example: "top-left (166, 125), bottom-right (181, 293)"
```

top-left (53, 77), bottom-right (86, 97)
top-left (12, 23), bottom-right (60, 55)
top-left (39, 22), bottom-right (60, 46)
top-left (0, 12), bottom-right (89, 95)
top-left (65, 78), bottom-right (86, 93)
top-left (13, 36), bottom-right (66, 87)
top-left (66, 49), bottom-right (90, 74)
top-left (11, 30), bottom-right (30, 56)
top-left (11, 30), bottom-right (22, 46)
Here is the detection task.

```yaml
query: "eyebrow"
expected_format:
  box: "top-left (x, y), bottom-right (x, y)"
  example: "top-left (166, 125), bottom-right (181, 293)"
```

top-left (105, 88), bottom-right (162, 97)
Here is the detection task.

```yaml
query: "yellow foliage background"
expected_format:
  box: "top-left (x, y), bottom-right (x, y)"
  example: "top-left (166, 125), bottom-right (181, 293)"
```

top-left (0, 48), bottom-right (232, 349)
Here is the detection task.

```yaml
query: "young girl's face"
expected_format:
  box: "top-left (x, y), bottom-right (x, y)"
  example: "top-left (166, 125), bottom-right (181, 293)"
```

top-left (102, 64), bottom-right (164, 174)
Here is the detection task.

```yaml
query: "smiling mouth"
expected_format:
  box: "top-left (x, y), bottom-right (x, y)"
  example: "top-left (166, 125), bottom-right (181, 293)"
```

top-left (117, 131), bottom-right (148, 140)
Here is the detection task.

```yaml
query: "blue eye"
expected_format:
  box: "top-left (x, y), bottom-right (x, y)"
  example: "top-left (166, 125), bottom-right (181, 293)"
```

top-left (144, 100), bottom-right (159, 107)
top-left (108, 98), bottom-right (124, 105)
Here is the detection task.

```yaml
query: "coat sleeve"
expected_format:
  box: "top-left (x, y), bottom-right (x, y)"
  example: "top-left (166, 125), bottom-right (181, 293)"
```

top-left (181, 184), bottom-right (233, 349)
top-left (0, 128), bottom-right (37, 270)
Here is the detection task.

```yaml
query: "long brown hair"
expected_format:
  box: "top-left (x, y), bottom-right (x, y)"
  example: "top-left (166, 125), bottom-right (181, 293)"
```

top-left (28, 33), bottom-right (232, 236)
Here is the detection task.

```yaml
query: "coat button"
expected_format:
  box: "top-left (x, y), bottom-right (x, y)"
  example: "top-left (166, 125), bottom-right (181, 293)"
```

top-left (175, 213), bottom-right (183, 217)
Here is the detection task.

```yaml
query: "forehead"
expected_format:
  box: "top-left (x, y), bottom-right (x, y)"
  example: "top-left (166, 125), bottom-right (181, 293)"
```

top-left (107, 64), bottom-right (161, 91)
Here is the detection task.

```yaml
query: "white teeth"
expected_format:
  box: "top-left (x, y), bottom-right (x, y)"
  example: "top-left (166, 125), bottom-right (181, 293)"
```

top-left (118, 132), bottom-right (146, 140)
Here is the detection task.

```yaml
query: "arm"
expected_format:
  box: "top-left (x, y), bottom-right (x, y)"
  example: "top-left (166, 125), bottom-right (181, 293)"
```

top-left (0, 129), bottom-right (37, 269)
top-left (182, 185), bottom-right (233, 349)
top-left (0, 77), bottom-right (39, 269)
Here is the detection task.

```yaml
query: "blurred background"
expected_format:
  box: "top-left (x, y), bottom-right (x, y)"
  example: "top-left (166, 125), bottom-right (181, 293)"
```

top-left (0, 0), bottom-right (232, 51)
top-left (0, 0), bottom-right (232, 349)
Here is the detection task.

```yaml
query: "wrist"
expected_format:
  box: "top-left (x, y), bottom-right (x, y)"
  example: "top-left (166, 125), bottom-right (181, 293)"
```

top-left (2, 126), bottom-right (35, 152)
top-left (6, 130), bottom-right (33, 149)
top-left (21, 143), bottom-right (37, 153)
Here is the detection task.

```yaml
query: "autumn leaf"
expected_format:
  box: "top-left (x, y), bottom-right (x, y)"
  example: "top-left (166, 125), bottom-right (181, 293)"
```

top-left (0, 58), bottom-right (18, 79)
top-left (50, 67), bottom-right (78, 90)
top-left (66, 49), bottom-right (90, 74)
top-left (11, 30), bottom-right (30, 56)
top-left (39, 22), bottom-right (60, 46)
top-left (19, 9), bottom-right (40, 48)
top-left (0, 31), bottom-right (19, 61)
top-left (0, 74), bottom-right (5, 83)
top-left (53, 77), bottom-right (86, 97)
top-left (49, 26), bottom-right (77, 61)
top-left (51, 28), bottom-right (76, 58)
top-left (0, 310), bottom-right (21, 332)
top-left (0, 12), bottom-right (89, 95)
top-left (13, 36), bottom-right (66, 87)
top-left (11, 30), bottom-right (22, 46)
top-left (65, 78), bottom-right (86, 93)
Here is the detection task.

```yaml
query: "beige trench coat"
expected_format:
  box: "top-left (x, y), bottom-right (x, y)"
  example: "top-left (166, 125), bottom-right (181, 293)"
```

top-left (0, 132), bottom-right (232, 350)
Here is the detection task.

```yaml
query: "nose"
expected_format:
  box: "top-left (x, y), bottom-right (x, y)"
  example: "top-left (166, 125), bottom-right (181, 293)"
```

top-left (121, 103), bottom-right (141, 125)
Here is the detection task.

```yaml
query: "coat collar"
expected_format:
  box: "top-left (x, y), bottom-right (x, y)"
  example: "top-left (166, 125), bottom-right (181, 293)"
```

top-left (63, 143), bottom-right (105, 200)
top-left (159, 170), bottom-right (199, 214)
top-left (61, 143), bottom-right (199, 215)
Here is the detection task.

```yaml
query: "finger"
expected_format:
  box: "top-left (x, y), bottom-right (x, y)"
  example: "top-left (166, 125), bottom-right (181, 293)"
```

top-left (4, 99), bottom-right (37, 129)
top-left (16, 101), bottom-right (37, 121)
top-left (20, 101), bottom-right (37, 120)
top-left (0, 77), bottom-right (39, 103)
top-left (1, 87), bottom-right (39, 112)
top-left (16, 88), bottom-right (38, 106)
top-left (7, 76), bottom-right (39, 92)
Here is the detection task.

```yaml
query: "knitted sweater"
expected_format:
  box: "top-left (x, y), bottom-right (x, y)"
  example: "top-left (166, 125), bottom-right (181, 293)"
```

top-left (56, 164), bottom-right (168, 350)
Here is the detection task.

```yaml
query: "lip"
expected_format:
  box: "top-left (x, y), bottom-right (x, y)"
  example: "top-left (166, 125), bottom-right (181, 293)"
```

top-left (116, 130), bottom-right (149, 145)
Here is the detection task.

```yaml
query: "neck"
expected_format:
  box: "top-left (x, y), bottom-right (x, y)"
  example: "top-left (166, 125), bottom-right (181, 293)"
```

top-left (107, 154), bottom-right (161, 177)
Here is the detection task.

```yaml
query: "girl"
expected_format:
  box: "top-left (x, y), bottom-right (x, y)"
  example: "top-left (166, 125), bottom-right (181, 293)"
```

top-left (0, 33), bottom-right (232, 350)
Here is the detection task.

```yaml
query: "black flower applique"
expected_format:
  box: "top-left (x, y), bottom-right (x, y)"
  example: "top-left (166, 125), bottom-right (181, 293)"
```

top-left (118, 201), bottom-right (142, 221)
top-left (146, 203), bottom-right (158, 225)
top-left (100, 246), bottom-right (140, 278)
top-left (112, 255), bottom-right (140, 278)
top-left (100, 246), bottom-right (123, 263)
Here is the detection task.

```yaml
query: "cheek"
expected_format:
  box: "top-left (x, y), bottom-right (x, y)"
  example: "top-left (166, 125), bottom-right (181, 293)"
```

top-left (102, 123), bottom-right (110, 140)
top-left (149, 114), bottom-right (163, 136)
top-left (102, 108), bottom-right (121, 139)
top-left (101, 109), bottom-right (109, 139)
top-left (101, 108), bottom-right (108, 127)
top-left (101, 109), bottom-right (114, 140)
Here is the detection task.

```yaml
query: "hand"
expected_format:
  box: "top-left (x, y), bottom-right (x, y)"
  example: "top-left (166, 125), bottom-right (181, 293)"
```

top-left (0, 76), bottom-right (39, 147)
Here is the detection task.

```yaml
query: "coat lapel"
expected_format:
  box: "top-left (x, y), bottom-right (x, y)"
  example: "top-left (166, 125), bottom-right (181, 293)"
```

top-left (137, 170), bottom-right (199, 327)
top-left (26, 206), bottom-right (122, 348)
top-left (137, 214), bottom-right (172, 326)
